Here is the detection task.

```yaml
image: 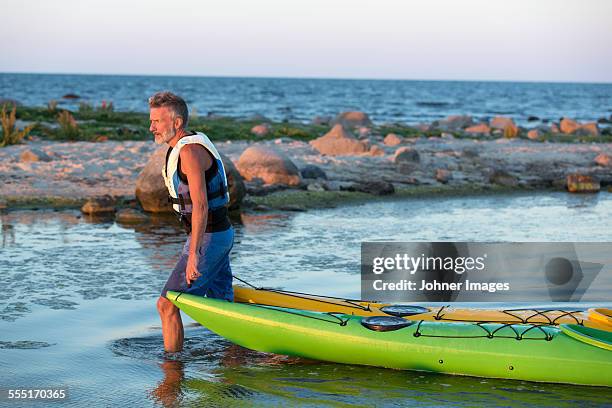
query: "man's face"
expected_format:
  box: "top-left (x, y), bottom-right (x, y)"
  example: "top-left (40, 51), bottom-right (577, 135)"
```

top-left (149, 107), bottom-right (176, 145)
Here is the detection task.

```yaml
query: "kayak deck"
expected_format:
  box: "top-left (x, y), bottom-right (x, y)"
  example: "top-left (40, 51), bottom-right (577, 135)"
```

top-left (233, 285), bottom-right (611, 330)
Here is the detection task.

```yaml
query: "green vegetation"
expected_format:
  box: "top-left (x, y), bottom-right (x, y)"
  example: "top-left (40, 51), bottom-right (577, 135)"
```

top-left (6, 104), bottom-right (612, 144)
top-left (1, 104), bottom-right (33, 147)
top-left (56, 110), bottom-right (81, 140)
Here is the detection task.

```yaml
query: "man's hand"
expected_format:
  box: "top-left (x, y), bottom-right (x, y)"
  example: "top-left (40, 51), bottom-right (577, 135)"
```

top-left (186, 253), bottom-right (202, 287)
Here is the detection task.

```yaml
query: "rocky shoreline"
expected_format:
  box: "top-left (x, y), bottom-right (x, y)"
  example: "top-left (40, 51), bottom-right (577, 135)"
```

top-left (2, 107), bottom-right (611, 215)
top-left (2, 126), bottom-right (611, 215)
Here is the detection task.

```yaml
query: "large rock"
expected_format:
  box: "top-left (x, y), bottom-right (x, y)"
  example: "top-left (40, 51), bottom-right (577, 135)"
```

top-left (345, 180), bottom-right (395, 196)
top-left (575, 122), bottom-right (599, 137)
top-left (490, 116), bottom-right (516, 130)
top-left (383, 133), bottom-right (403, 146)
top-left (464, 123), bottom-right (491, 135)
top-left (559, 118), bottom-right (599, 136)
top-left (300, 164), bottom-right (327, 180)
top-left (310, 124), bottom-right (369, 156)
top-left (490, 117), bottom-right (518, 138)
top-left (393, 146), bottom-right (420, 164)
top-left (236, 145), bottom-right (301, 186)
top-left (136, 145), bottom-right (245, 212)
top-left (331, 111), bottom-right (372, 128)
top-left (527, 129), bottom-right (540, 140)
top-left (594, 153), bottom-right (611, 167)
top-left (489, 169), bottom-right (518, 187)
top-left (436, 115), bottom-right (473, 131)
top-left (222, 153), bottom-right (247, 209)
top-left (20, 148), bottom-right (52, 162)
top-left (81, 196), bottom-right (116, 214)
top-left (435, 169), bottom-right (452, 184)
top-left (393, 146), bottom-right (420, 174)
top-left (560, 118), bottom-right (579, 134)
top-left (135, 146), bottom-right (170, 212)
top-left (251, 123), bottom-right (271, 137)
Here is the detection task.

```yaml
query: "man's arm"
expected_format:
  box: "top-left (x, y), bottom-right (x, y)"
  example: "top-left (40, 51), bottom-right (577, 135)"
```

top-left (179, 144), bottom-right (213, 286)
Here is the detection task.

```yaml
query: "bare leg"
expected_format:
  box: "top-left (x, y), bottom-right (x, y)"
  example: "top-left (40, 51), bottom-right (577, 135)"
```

top-left (157, 296), bottom-right (184, 352)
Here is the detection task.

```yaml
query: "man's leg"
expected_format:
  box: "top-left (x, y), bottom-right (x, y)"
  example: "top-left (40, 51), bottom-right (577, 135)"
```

top-left (157, 296), bottom-right (184, 352)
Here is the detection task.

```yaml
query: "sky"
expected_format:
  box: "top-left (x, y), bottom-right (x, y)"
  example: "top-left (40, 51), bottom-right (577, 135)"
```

top-left (1, 0), bottom-right (611, 82)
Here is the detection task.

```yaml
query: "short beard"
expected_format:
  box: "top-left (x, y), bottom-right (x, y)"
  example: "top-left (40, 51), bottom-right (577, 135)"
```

top-left (155, 127), bottom-right (176, 145)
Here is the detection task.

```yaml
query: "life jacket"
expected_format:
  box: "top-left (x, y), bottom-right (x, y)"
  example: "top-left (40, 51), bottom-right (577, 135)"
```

top-left (162, 132), bottom-right (230, 233)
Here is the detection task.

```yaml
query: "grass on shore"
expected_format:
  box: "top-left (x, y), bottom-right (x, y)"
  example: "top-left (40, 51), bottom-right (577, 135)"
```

top-left (5, 105), bottom-right (611, 145)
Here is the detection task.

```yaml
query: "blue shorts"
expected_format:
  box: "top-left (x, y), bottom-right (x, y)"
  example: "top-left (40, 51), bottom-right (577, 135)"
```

top-left (161, 227), bottom-right (234, 301)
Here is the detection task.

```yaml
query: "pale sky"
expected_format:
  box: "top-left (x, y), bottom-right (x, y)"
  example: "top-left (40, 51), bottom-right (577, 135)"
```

top-left (2, 0), bottom-right (611, 82)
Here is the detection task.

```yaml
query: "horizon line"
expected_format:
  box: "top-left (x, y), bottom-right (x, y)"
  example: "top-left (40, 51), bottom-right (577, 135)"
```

top-left (1, 70), bottom-right (611, 86)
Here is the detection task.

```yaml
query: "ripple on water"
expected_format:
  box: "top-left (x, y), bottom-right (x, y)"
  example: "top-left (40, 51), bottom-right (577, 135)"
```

top-left (0, 340), bottom-right (55, 349)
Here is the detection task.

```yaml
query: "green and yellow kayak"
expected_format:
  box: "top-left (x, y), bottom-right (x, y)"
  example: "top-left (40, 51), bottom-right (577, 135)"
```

top-left (167, 291), bottom-right (612, 387)
top-left (233, 285), bottom-right (612, 331)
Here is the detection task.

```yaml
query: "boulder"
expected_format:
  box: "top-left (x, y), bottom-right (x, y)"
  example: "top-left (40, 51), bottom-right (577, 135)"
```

top-left (594, 153), bottom-right (611, 167)
top-left (567, 174), bottom-right (600, 193)
top-left (464, 123), bottom-right (491, 135)
top-left (20, 148), bottom-right (52, 162)
top-left (331, 111), bottom-right (372, 128)
top-left (527, 129), bottom-right (540, 140)
top-left (236, 145), bottom-right (301, 186)
top-left (560, 118), bottom-right (579, 134)
top-left (310, 124), bottom-right (369, 156)
top-left (81, 196), bottom-right (116, 214)
top-left (300, 164), bottom-right (327, 180)
top-left (490, 117), bottom-right (518, 138)
top-left (135, 146), bottom-right (172, 212)
top-left (306, 182), bottom-right (327, 192)
top-left (393, 146), bottom-right (420, 164)
top-left (135, 145), bottom-right (245, 212)
top-left (575, 122), bottom-right (599, 137)
top-left (490, 116), bottom-right (517, 130)
top-left (251, 123), bottom-right (271, 137)
top-left (489, 169), bottom-right (519, 187)
top-left (345, 180), bottom-right (395, 196)
top-left (222, 152), bottom-right (247, 209)
top-left (393, 146), bottom-right (420, 174)
top-left (435, 169), bottom-right (452, 184)
top-left (369, 145), bottom-right (385, 156)
top-left (383, 133), bottom-right (403, 146)
top-left (437, 115), bottom-right (473, 131)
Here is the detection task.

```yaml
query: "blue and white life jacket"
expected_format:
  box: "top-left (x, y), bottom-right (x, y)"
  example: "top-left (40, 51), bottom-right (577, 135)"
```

top-left (162, 132), bottom-right (230, 216)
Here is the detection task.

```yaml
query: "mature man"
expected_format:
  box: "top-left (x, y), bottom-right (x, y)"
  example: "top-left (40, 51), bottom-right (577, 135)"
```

top-left (150, 91), bottom-right (234, 352)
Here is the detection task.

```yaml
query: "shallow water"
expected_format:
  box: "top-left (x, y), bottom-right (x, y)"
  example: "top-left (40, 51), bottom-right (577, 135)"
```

top-left (0, 192), bottom-right (611, 407)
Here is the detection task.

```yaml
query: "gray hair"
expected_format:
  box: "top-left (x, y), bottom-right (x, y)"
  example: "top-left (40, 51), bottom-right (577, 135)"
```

top-left (148, 91), bottom-right (189, 128)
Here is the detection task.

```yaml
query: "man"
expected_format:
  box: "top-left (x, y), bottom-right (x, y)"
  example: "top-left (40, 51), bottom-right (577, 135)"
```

top-left (149, 91), bottom-right (234, 352)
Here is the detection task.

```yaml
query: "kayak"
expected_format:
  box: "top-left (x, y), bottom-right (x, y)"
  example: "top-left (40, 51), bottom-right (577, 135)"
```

top-left (167, 291), bottom-right (612, 387)
top-left (233, 285), bottom-right (612, 331)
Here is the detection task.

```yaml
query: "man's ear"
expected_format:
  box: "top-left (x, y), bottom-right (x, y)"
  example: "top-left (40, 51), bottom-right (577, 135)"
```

top-left (174, 115), bottom-right (183, 130)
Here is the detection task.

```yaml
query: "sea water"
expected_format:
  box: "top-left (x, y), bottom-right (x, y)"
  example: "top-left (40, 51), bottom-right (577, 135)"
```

top-left (0, 192), bottom-right (611, 407)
